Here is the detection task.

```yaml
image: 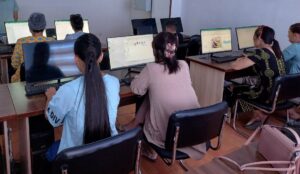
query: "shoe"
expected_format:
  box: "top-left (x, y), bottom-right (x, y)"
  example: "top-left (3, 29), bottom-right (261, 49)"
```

top-left (142, 149), bottom-right (158, 161)
top-left (244, 120), bottom-right (262, 130)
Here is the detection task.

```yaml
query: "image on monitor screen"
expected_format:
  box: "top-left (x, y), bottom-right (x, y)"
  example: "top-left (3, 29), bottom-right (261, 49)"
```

top-left (5, 21), bottom-right (46, 44)
top-left (107, 34), bottom-right (155, 70)
top-left (236, 26), bottom-right (258, 50)
top-left (55, 20), bottom-right (90, 40)
top-left (131, 18), bottom-right (158, 35)
top-left (23, 40), bottom-right (81, 83)
top-left (160, 17), bottom-right (183, 33)
top-left (201, 28), bottom-right (232, 54)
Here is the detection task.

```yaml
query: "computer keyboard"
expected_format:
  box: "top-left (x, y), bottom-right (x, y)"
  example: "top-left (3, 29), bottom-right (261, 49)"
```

top-left (120, 77), bottom-right (134, 86)
top-left (25, 82), bottom-right (68, 96)
top-left (211, 55), bottom-right (242, 63)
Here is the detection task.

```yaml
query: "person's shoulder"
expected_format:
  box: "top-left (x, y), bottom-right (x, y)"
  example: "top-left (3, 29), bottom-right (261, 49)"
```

top-left (59, 76), bottom-right (83, 93)
top-left (103, 74), bottom-right (120, 87)
top-left (17, 37), bottom-right (30, 43)
top-left (178, 60), bottom-right (188, 67)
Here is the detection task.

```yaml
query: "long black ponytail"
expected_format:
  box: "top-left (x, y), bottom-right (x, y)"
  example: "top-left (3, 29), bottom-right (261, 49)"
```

top-left (74, 33), bottom-right (111, 144)
top-left (260, 26), bottom-right (283, 59)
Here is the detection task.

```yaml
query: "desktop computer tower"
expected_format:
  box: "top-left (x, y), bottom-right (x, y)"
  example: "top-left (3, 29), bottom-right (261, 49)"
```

top-left (29, 115), bottom-right (54, 174)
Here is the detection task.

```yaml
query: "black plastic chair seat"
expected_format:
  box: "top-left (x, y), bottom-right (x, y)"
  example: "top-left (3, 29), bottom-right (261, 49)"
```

top-left (242, 98), bottom-right (295, 112)
top-left (148, 142), bottom-right (189, 160)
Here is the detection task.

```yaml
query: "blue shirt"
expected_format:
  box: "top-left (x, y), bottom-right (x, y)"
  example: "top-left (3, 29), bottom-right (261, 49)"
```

top-left (65, 31), bottom-right (85, 40)
top-left (0, 0), bottom-right (18, 33)
top-left (283, 43), bottom-right (300, 74)
top-left (46, 74), bottom-right (120, 153)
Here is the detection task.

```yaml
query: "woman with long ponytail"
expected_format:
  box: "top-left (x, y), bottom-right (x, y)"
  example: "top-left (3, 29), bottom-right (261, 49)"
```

top-left (225, 26), bottom-right (286, 129)
top-left (45, 33), bottom-right (120, 160)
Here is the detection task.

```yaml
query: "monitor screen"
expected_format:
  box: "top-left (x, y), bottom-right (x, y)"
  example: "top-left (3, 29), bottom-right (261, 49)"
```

top-left (107, 34), bottom-right (155, 70)
top-left (5, 21), bottom-right (46, 44)
top-left (55, 20), bottom-right (90, 40)
top-left (23, 40), bottom-right (81, 83)
top-left (201, 28), bottom-right (232, 54)
top-left (236, 26), bottom-right (258, 50)
top-left (160, 17), bottom-right (183, 33)
top-left (131, 18), bottom-right (158, 35)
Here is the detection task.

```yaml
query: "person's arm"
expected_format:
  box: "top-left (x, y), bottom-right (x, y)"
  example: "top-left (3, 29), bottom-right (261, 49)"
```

top-left (11, 39), bottom-right (22, 70)
top-left (230, 56), bottom-right (255, 70)
top-left (106, 77), bottom-right (120, 136)
top-left (45, 86), bottom-right (72, 127)
top-left (283, 44), bottom-right (296, 62)
top-left (130, 65), bottom-right (151, 96)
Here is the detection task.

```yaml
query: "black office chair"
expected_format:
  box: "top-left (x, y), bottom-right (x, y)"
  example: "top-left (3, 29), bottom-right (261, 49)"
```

top-left (146, 102), bottom-right (228, 171)
top-left (232, 73), bottom-right (300, 130)
top-left (176, 43), bottom-right (188, 60)
top-left (52, 127), bottom-right (143, 174)
top-left (187, 35), bottom-right (201, 56)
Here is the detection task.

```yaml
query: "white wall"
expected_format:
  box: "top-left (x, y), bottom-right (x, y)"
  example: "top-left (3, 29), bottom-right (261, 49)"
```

top-left (171, 0), bottom-right (182, 18)
top-left (151, 0), bottom-right (170, 31)
top-left (180, 0), bottom-right (300, 49)
top-left (16, 0), bottom-right (151, 46)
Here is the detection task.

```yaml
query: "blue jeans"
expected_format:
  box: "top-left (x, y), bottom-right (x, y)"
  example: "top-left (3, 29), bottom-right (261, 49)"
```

top-left (46, 140), bottom-right (60, 161)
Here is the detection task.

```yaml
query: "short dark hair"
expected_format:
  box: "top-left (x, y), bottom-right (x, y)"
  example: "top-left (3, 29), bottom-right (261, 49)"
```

top-left (32, 29), bottom-right (44, 33)
top-left (290, 23), bottom-right (300, 34)
top-left (70, 14), bottom-right (83, 31)
top-left (165, 20), bottom-right (177, 29)
top-left (152, 32), bottom-right (180, 74)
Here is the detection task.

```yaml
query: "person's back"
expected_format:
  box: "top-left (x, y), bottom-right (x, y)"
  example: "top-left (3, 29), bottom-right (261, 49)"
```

top-left (45, 33), bottom-right (120, 160)
top-left (65, 14), bottom-right (85, 40)
top-left (283, 23), bottom-right (300, 74)
top-left (130, 32), bottom-right (205, 160)
top-left (11, 12), bottom-right (53, 82)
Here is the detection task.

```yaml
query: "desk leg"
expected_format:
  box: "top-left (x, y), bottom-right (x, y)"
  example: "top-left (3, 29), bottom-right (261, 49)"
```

top-left (19, 118), bottom-right (31, 174)
top-left (0, 58), bottom-right (9, 84)
top-left (3, 121), bottom-right (11, 174)
top-left (190, 62), bottom-right (225, 107)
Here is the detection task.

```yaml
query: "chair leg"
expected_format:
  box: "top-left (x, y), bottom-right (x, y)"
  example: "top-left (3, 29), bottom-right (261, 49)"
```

top-left (232, 100), bottom-right (239, 130)
top-left (178, 160), bottom-right (189, 171)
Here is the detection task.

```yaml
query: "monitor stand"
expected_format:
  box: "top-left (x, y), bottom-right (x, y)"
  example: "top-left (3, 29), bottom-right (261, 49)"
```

top-left (120, 67), bottom-right (141, 86)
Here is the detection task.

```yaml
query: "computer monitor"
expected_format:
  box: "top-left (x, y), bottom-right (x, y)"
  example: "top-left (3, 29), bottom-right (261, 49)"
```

top-left (200, 28), bottom-right (232, 54)
top-left (131, 18), bottom-right (158, 35)
top-left (55, 20), bottom-right (90, 40)
top-left (5, 21), bottom-right (46, 44)
top-left (236, 26), bottom-right (258, 50)
top-left (23, 40), bottom-right (81, 83)
top-left (160, 17), bottom-right (183, 33)
top-left (107, 34), bottom-right (155, 70)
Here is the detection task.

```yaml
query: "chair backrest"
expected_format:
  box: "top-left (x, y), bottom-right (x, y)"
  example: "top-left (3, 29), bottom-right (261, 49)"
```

top-left (269, 73), bottom-right (300, 102)
top-left (176, 43), bottom-right (188, 60)
top-left (52, 127), bottom-right (143, 174)
top-left (187, 35), bottom-right (201, 56)
top-left (165, 102), bottom-right (228, 150)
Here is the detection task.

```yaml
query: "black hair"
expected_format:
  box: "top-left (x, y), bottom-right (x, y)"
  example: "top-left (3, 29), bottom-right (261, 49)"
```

top-left (256, 26), bottom-right (283, 59)
top-left (74, 33), bottom-right (111, 144)
top-left (70, 14), bottom-right (84, 31)
top-left (32, 29), bottom-right (44, 33)
top-left (290, 23), bottom-right (300, 34)
top-left (165, 20), bottom-right (177, 28)
top-left (152, 32), bottom-right (180, 74)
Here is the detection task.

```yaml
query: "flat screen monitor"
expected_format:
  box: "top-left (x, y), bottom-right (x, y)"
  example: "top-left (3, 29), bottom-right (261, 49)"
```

top-left (55, 20), bottom-right (90, 40)
top-left (236, 26), bottom-right (258, 50)
top-left (107, 34), bottom-right (155, 70)
top-left (160, 17), bottom-right (183, 33)
top-left (23, 40), bottom-right (81, 83)
top-left (5, 21), bottom-right (46, 44)
top-left (201, 28), bottom-right (232, 54)
top-left (131, 18), bottom-right (158, 35)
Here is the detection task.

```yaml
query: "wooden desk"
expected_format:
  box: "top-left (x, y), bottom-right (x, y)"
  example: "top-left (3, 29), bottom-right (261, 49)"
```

top-left (0, 82), bottom-right (136, 174)
top-left (187, 56), bottom-right (234, 107)
top-left (187, 56), bottom-right (254, 107)
top-left (0, 53), bottom-right (11, 84)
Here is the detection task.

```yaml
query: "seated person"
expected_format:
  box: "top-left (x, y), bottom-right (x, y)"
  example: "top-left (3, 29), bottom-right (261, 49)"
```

top-left (45, 33), bottom-right (120, 161)
top-left (125, 32), bottom-right (206, 160)
top-left (65, 14), bottom-right (85, 40)
top-left (226, 26), bottom-right (286, 128)
top-left (165, 20), bottom-right (184, 44)
top-left (11, 12), bottom-right (53, 82)
top-left (283, 23), bottom-right (300, 74)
